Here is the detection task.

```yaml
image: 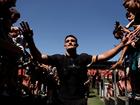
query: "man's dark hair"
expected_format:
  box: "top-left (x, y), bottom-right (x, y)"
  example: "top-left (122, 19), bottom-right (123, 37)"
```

top-left (64, 35), bottom-right (78, 43)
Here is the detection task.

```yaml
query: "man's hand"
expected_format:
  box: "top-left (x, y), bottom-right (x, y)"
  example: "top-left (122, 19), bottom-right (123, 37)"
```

top-left (19, 21), bottom-right (33, 42)
top-left (122, 25), bottom-right (140, 46)
top-left (121, 33), bottom-right (135, 46)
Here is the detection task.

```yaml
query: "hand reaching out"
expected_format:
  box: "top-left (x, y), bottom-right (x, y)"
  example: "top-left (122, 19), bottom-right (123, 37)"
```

top-left (19, 21), bottom-right (33, 42)
top-left (121, 33), bottom-right (135, 46)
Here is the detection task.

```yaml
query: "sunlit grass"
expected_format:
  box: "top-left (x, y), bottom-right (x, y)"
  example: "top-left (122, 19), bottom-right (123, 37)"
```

top-left (88, 88), bottom-right (104, 105)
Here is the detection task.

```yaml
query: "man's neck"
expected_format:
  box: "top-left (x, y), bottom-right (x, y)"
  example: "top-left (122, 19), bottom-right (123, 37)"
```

top-left (65, 49), bottom-right (77, 58)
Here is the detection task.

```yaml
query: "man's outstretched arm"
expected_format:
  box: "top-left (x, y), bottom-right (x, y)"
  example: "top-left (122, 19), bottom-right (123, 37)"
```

top-left (91, 34), bottom-right (133, 63)
top-left (19, 21), bottom-right (48, 63)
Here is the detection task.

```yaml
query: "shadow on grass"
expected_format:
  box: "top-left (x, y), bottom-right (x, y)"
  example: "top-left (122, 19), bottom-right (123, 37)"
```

top-left (88, 94), bottom-right (97, 98)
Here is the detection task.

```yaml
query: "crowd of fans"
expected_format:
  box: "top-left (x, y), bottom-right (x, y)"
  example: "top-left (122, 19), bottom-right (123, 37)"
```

top-left (0, 0), bottom-right (140, 105)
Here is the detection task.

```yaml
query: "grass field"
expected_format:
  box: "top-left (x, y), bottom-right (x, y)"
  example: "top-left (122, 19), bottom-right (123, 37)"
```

top-left (88, 88), bottom-right (104, 105)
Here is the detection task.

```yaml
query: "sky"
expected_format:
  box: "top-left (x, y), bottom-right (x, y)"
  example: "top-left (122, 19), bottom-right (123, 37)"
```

top-left (15, 0), bottom-right (129, 61)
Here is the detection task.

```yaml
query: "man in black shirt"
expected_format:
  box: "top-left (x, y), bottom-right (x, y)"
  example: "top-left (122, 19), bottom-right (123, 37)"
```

top-left (19, 21), bottom-right (134, 105)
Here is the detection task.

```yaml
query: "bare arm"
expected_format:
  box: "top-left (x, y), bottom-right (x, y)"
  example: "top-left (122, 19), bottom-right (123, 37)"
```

top-left (110, 46), bottom-right (129, 69)
top-left (27, 38), bottom-right (48, 62)
top-left (91, 35), bottom-right (133, 63)
top-left (93, 42), bottom-right (125, 62)
top-left (19, 21), bottom-right (48, 63)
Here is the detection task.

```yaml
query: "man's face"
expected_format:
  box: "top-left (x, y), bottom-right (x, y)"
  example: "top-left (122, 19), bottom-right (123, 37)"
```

top-left (64, 36), bottom-right (78, 50)
top-left (9, 28), bottom-right (19, 38)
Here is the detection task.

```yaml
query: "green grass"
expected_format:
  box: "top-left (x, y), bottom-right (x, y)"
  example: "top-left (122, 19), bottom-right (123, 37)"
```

top-left (88, 89), bottom-right (104, 105)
